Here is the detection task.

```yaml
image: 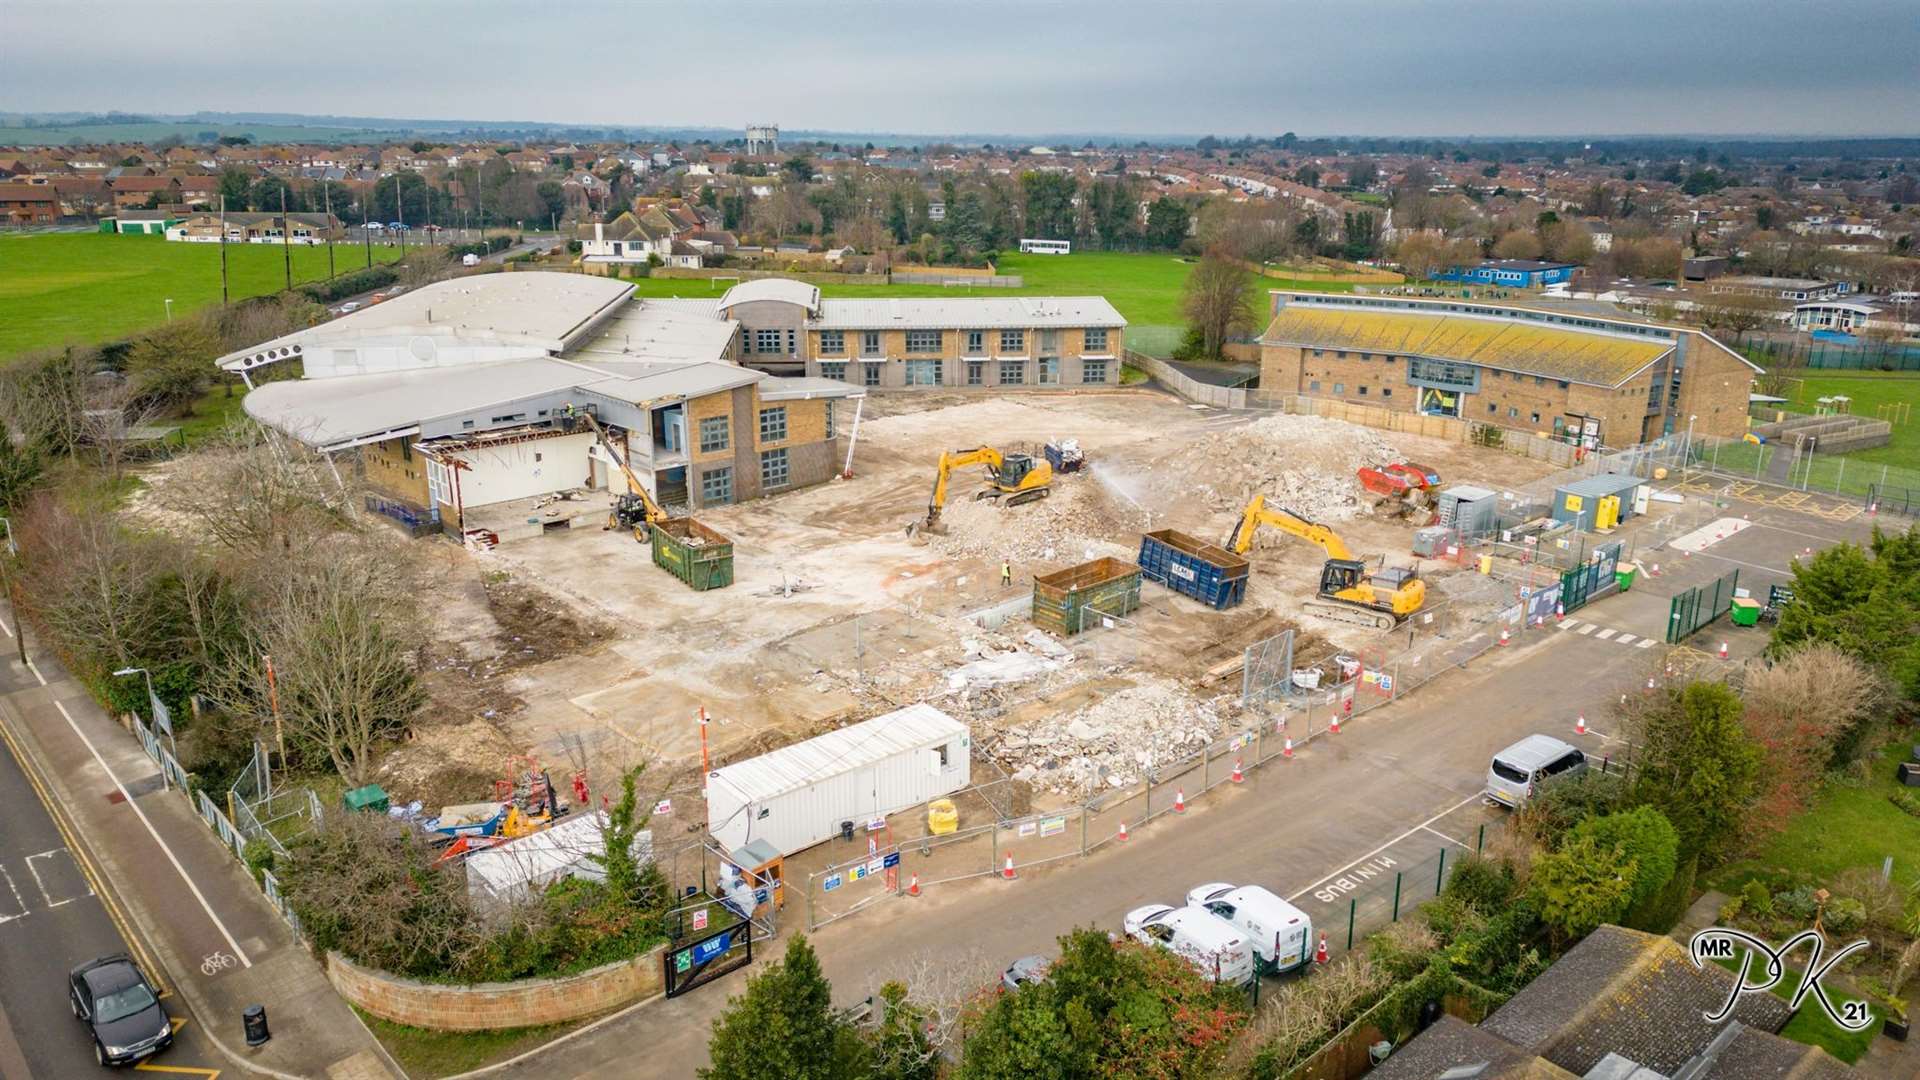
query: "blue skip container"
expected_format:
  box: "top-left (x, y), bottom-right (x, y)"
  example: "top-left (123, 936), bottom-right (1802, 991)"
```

top-left (1138, 529), bottom-right (1249, 610)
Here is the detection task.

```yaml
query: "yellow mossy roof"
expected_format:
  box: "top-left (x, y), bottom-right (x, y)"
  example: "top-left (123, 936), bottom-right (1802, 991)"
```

top-left (1262, 307), bottom-right (1673, 387)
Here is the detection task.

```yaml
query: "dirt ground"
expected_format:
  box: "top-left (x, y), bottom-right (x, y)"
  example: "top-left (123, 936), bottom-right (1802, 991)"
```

top-left (441, 388), bottom-right (1565, 811)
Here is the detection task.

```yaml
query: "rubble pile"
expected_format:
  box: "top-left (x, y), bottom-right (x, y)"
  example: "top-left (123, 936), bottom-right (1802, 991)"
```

top-left (923, 480), bottom-right (1135, 563)
top-left (1142, 414), bottom-right (1400, 522)
top-left (988, 678), bottom-right (1227, 796)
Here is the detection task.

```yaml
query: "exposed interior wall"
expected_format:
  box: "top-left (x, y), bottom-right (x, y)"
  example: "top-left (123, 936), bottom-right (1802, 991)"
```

top-left (360, 437), bottom-right (432, 506)
top-left (441, 431), bottom-right (597, 509)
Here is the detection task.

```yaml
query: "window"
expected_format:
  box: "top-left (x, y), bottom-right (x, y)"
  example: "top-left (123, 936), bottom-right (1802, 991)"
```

top-left (861, 331), bottom-right (882, 356)
top-left (1333, 383), bottom-right (1345, 394)
top-left (999, 359), bottom-right (1025, 385)
top-left (701, 466), bottom-right (733, 505)
top-left (760, 448), bottom-right (789, 489)
top-left (1558, 380), bottom-right (1570, 389)
top-left (489, 412), bottom-right (526, 423)
top-left (820, 361), bottom-right (847, 381)
top-left (698, 415), bottom-right (729, 453)
top-left (999, 329), bottom-right (1026, 352)
top-left (965, 330), bottom-right (986, 354)
top-left (1530, 412), bottom-right (1541, 424)
top-left (825, 402), bottom-right (836, 438)
top-left (758, 406), bottom-right (787, 443)
top-left (400, 440), bottom-right (412, 462)
top-left (863, 362), bottom-right (881, 387)
top-left (1084, 327), bottom-right (1109, 352)
top-left (966, 361), bottom-right (985, 386)
top-left (1381, 387), bottom-right (1392, 398)
top-left (1082, 359), bottom-right (1108, 383)
top-left (1038, 357), bottom-right (1058, 385)
top-left (1309, 380), bottom-right (1322, 392)
top-left (754, 329), bottom-right (783, 354)
top-left (905, 359), bottom-right (942, 386)
top-left (786, 329), bottom-right (796, 354)
top-left (1358, 386), bottom-right (1369, 396)
top-left (1533, 376), bottom-right (1546, 387)
top-left (1336, 350), bottom-right (1347, 359)
top-left (905, 329), bottom-right (942, 353)
top-left (818, 330), bottom-right (845, 355)
top-left (1508, 407), bottom-right (1518, 418)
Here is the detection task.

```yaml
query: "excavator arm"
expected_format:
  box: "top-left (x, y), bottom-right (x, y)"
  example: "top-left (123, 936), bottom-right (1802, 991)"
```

top-left (1227, 494), bottom-right (1356, 561)
top-left (577, 407), bottom-right (666, 534)
top-left (926, 447), bottom-right (1005, 523)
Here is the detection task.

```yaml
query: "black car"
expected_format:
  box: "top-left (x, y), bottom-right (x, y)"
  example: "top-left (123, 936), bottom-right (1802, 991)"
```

top-left (68, 955), bottom-right (172, 1066)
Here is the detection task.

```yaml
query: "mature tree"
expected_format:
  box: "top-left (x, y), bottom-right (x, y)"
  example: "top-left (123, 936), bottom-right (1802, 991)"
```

top-left (867, 982), bottom-right (938, 1080)
top-left (1741, 643), bottom-right (1889, 832)
top-left (1492, 229), bottom-right (1544, 260)
top-left (781, 154), bottom-right (815, 183)
top-left (249, 175), bottom-right (302, 213)
top-left (1145, 196), bottom-right (1191, 251)
top-left (957, 928), bottom-right (1244, 1080)
top-left (1771, 525), bottom-right (1920, 702)
top-left (1530, 832), bottom-right (1636, 946)
top-left (1340, 210), bottom-right (1380, 259)
top-left (1346, 161), bottom-right (1378, 190)
top-left (216, 167), bottom-right (253, 209)
top-left (125, 317), bottom-right (223, 411)
top-left (0, 421), bottom-right (44, 513)
top-left (1572, 807), bottom-right (1679, 911)
top-left (1182, 252), bottom-right (1257, 359)
top-left (1695, 293), bottom-right (1776, 342)
top-left (702, 936), bottom-right (867, 1080)
top-left (1019, 172), bottom-right (1078, 239)
top-left (1623, 680), bottom-right (1760, 862)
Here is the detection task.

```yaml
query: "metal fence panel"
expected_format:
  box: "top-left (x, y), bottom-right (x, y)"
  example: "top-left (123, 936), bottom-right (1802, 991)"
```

top-left (1666, 568), bottom-right (1740, 643)
top-left (1241, 629), bottom-right (1296, 709)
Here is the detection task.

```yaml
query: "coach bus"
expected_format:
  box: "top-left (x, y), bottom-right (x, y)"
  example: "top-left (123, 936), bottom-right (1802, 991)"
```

top-left (1018, 238), bottom-right (1071, 255)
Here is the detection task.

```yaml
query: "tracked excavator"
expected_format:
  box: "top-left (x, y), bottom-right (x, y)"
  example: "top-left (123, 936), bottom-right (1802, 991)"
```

top-left (575, 406), bottom-right (668, 542)
top-left (1226, 494), bottom-right (1426, 629)
top-left (913, 446), bottom-right (1054, 535)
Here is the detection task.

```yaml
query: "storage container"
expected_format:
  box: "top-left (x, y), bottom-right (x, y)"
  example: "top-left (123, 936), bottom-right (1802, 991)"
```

top-left (1138, 530), bottom-right (1248, 610)
top-left (1032, 556), bottom-right (1142, 634)
top-left (342, 784), bottom-right (390, 814)
top-left (1729, 597), bottom-right (1761, 626)
top-left (651, 517), bottom-right (735, 591)
top-left (705, 704), bottom-right (971, 856)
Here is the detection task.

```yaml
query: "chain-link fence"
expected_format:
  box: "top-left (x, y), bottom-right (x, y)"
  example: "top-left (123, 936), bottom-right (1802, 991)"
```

top-left (1666, 568), bottom-right (1741, 644)
top-left (1686, 432), bottom-right (1920, 511)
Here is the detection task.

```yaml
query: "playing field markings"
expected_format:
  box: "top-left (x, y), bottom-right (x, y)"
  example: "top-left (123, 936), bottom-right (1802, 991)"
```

top-left (25, 847), bottom-right (92, 908)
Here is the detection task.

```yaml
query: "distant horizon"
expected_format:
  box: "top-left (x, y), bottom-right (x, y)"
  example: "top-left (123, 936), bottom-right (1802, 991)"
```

top-left (4, 0), bottom-right (1916, 140)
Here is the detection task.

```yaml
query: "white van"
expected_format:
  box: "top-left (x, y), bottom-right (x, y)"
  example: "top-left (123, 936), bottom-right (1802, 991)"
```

top-left (1122, 903), bottom-right (1255, 984)
top-left (1485, 734), bottom-right (1588, 808)
top-left (1186, 883), bottom-right (1312, 974)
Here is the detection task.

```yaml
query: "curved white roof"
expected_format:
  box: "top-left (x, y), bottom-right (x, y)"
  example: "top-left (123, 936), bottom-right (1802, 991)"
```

top-left (716, 277), bottom-right (821, 314)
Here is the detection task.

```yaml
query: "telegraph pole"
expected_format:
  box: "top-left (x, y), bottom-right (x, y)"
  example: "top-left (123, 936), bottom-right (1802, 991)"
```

top-left (362, 189), bottom-right (372, 269)
top-left (395, 174), bottom-right (405, 257)
top-left (323, 181), bottom-right (335, 278)
top-left (280, 185), bottom-right (292, 291)
top-left (218, 194), bottom-right (230, 306)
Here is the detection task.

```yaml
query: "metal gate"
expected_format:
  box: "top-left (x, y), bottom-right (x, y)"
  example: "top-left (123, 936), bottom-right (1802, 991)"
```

top-left (1241, 628), bottom-right (1296, 709)
top-left (663, 920), bottom-right (753, 998)
top-left (1666, 568), bottom-right (1741, 644)
top-left (1558, 541), bottom-right (1623, 614)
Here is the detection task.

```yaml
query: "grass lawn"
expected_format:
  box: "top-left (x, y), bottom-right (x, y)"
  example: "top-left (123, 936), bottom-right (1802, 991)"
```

top-left (1711, 741), bottom-right (1920, 892)
top-left (353, 1008), bottom-right (595, 1079)
top-left (1763, 371), bottom-right (1920, 471)
top-left (1710, 951), bottom-right (1880, 1063)
top-left (621, 250), bottom-right (1353, 336)
top-left (0, 233), bottom-right (404, 360)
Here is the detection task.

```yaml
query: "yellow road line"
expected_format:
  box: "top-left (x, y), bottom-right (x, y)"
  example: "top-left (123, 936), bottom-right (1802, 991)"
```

top-left (0, 696), bottom-right (170, 994)
top-left (133, 1018), bottom-right (220, 1078)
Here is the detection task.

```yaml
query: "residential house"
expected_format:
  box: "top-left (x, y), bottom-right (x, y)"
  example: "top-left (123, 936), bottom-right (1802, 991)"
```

top-left (0, 183), bottom-right (59, 224)
top-left (168, 211), bottom-right (342, 244)
top-left (108, 174), bottom-right (182, 209)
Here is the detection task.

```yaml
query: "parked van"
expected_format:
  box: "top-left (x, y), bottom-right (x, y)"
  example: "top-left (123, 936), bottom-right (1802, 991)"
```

top-left (1186, 883), bottom-right (1313, 974)
top-left (1122, 903), bottom-right (1255, 984)
top-left (1485, 734), bottom-right (1587, 808)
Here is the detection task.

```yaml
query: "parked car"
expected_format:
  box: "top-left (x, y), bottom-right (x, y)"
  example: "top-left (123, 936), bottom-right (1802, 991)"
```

top-left (1122, 903), bottom-right (1254, 984)
top-left (1186, 883), bottom-right (1312, 974)
top-left (335, 301), bottom-right (361, 314)
top-left (1485, 734), bottom-right (1588, 808)
top-left (364, 222), bottom-right (385, 233)
top-left (68, 955), bottom-right (172, 1066)
top-left (1000, 954), bottom-right (1050, 991)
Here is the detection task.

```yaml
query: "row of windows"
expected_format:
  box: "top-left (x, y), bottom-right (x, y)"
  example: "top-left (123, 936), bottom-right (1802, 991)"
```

top-left (811, 327), bottom-right (1110, 355)
top-left (698, 448), bottom-right (794, 507)
top-left (697, 407), bottom-right (788, 454)
top-left (817, 358), bottom-right (1108, 385)
top-left (1308, 381), bottom-right (1394, 399)
top-left (752, 328), bottom-right (797, 355)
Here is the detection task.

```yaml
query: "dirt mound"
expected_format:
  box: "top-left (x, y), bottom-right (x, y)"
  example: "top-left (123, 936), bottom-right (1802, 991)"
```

top-left (921, 478), bottom-right (1136, 563)
top-left (1139, 413), bottom-right (1399, 521)
top-left (986, 676), bottom-right (1228, 797)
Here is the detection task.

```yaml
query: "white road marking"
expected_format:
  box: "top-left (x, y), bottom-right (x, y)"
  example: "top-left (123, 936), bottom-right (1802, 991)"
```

top-left (0, 864), bottom-right (25, 924)
top-left (1557, 619), bottom-right (1579, 631)
top-left (1615, 634), bottom-right (1638, 646)
top-left (1594, 627), bottom-right (1616, 640)
top-left (1287, 791), bottom-right (1483, 902)
top-left (1578, 623), bottom-right (1598, 635)
top-left (24, 848), bottom-right (90, 908)
top-left (17, 653), bottom-right (254, 969)
top-left (1419, 823), bottom-right (1469, 848)
top-left (1636, 638), bottom-right (1656, 649)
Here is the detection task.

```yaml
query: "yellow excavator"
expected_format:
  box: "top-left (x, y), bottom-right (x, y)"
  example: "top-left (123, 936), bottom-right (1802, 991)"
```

top-left (1226, 494), bottom-right (1426, 629)
top-left (576, 406), bottom-right (667, 542)
top-left (915, 446), bottom-right (1053, 534)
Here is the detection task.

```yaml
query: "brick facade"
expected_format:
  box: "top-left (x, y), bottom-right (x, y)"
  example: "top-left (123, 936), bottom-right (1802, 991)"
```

top-left (326, 947), bottom-right (666, 1032)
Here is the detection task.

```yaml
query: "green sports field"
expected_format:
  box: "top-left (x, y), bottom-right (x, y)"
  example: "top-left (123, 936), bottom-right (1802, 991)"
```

top-left (0, 233), bottom-right (403, 360)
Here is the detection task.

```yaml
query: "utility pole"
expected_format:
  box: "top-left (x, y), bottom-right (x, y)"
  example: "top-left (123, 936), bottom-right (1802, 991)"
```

top-left (263, 653), bottom-right (286, 767)
top-left (280, 185), bottom-right (292, 291)
top-left (363, 188), bottom-right (372, 269)
top-left (323, 181), bottom-right (335, 278)
top-left (395, 174), bottom-right (405, 257)
top-left (218, 194), bottom-right (230, 306)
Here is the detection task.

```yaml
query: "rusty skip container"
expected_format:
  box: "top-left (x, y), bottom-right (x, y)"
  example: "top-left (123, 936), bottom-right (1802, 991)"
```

top-left (1032, 556), bottom-right (1142, 635)
top-left (650, 518), bottom-right (735, 591)
top-left (1138, 529), bottom-right (1249, 610)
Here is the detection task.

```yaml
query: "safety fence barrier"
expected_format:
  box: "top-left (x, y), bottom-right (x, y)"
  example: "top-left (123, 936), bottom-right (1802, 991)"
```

top-left (1667, 568), bottom-right (1741, 644)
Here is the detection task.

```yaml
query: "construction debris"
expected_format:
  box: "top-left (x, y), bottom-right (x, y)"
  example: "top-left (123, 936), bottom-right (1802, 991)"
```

top-left (920, 480), bottom-right (1135, 563)
top-left (986, 677), bottom-right (1229, 796)
top-left (1142, 413), bottom-right (1400, 521)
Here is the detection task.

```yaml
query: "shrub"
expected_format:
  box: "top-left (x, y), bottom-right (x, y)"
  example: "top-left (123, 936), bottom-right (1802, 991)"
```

top-left (1443, 854), bottom-right (1518, 912)
top-left (1573, 807), bottom-right (1680, 910)
top-left (1510, 770), bottom-right (1624, 847)
top-left (1368, 919), bottom-right (1441, 981)
top-left (299, 265), bottom-right (398, 304)
top-left (1719, 897), bottom-right (1745, 923)
top-left (1742, 879), bottom-right (1775, 916)
top-left (1625, 852), bottom-right (1697, 935)
top-left (1776, 885), bottom-right (1820, 921)
top-left (1825, 897), bottom-right (1867, 936)
top-left (1892, 790), bottom-right (1920, 819)
top-left (1530, 833), bottom-right (1636, 946)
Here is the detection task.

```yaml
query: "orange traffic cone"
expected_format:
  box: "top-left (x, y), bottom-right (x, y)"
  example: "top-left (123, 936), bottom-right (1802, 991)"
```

top-left (1231, 758), bottom-right (1245, 783)
top-left (1173, 788), bottom-right (1187, 813)
top-left (1575, 713), bottom-right (1588, 735)
top-left (1555, 601), bottom-right (1564, 623)
top-left (1718, 641), bottom-right (1729, 660)
top-left (1647, 675), bottom-right (1657, 689)
top-left (1329, 712), bottom-right (1341, 734)
top-left (1499, 627), bottom-right (1510, 647)
top-left (1314, 932), bottom-right (1330, 965)
top-left (908, 873), bottom-right (921, 897)
top-left (1002, 854), bottom-right (1016, 880)
top-left (1283, 736), bottom-right (1294, 759)
top-left (1117, 820), bottom-right (1129, 842)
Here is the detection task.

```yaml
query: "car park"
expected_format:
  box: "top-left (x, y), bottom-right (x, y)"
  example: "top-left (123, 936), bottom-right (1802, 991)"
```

top-left (1186, 882), bottom-right (1313, 974)
top-left (1485, 734), bottom-right (1587, 808)
top-left (68, 955), bottom-right (172, 1067)
top-left (1122, 903), bottom-right (1254, 984)
top-left (1000, 954), bottom-right (1049, 991)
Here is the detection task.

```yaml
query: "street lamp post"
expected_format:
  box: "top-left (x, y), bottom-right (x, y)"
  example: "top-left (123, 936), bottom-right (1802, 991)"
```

top-left (1, 517), bottom-right (23, 666)
top-left (1685, 414), bottom-right (1698, 467)
top-left (112, 666), bottom-right (178, 767)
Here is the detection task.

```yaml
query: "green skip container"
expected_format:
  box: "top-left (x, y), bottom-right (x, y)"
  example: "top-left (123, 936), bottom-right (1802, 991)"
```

top-left (1032, 556), bottom-right (1142, 635)
top-left (651, 518), bottom-right (735, 591)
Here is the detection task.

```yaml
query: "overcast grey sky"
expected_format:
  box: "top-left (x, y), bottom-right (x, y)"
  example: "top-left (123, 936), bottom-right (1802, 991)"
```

top-left (5, 0), bottom-right (1917, 137)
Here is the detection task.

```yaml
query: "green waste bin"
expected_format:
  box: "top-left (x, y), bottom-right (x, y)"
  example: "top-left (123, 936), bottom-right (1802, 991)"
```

top-left (343, 784), bottom-right (390, 814)
top-left (1615, 566), bottom-right (1637, 592)
top-left (1730, 598), bottom-right (1761, 627)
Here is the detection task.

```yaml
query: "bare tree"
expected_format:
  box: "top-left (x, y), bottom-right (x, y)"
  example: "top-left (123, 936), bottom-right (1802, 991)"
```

top-left (162, 422), bottom-right (360, 554)
top-left (1182, 251), bottom-right (1257, 359)
top-left (1695, 293), bottom-right (1778, 343)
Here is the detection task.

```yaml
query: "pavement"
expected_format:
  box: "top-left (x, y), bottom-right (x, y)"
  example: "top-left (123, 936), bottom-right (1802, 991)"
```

top-left (0, 616), bottom-right (400, 1080)
top-left (516, 494), bottom-right (1885, 1080)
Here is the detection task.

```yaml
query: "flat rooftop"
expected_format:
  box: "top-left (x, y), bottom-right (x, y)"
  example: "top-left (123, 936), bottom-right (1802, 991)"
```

top-left (570, 297), bottom-right (739, 365)
top-left (812, 296), bottom-right (1126, 330)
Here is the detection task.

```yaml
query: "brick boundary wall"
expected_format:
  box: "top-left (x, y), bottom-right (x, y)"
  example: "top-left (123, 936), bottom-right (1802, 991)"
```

top-left (326, 946), bottom-right (667, 1031)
